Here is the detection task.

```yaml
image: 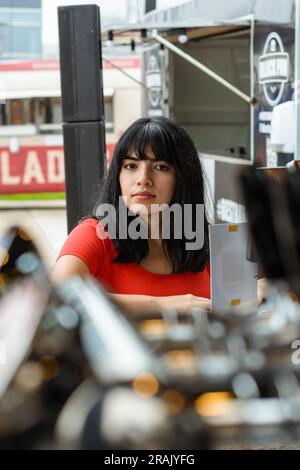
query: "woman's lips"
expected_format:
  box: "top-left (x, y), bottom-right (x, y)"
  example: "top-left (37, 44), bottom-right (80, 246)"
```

top-left (132, 193), bottom-right (155, 200)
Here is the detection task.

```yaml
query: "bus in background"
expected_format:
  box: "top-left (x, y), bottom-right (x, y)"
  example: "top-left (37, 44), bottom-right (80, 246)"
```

top-left (0, 57), bottom-right (141, 200)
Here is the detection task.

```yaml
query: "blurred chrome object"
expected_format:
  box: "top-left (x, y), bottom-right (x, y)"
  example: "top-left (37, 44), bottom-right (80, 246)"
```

top-left (55, 380), bottom-right (208, 450)
top-left (240, 166), bottom-right (300, 297)
top-left (239, 168), bottom-right (286, 283)
top-left (56, 277), bottom-right (155, 384)
top-left (3, 220), bottom-right (300, 449)
top-left (54, 278), bottom-right (209, 449)
top-left (0, 226), bottom-right (46, 292)
top-left (0, 226), bottom-right (88, 449)
top-left (0, 226), bottom-right (50, 399)
top-left (0, 278), bottom-right (48, 399)
top-left (0, 226), bottom-right (209, 449)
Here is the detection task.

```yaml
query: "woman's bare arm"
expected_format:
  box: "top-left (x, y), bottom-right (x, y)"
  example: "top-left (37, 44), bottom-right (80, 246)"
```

top-left (50, 255), bottom-right (89, 283)
top-left (109, 294), bottom-right (160, 317)
top-left (257, 277), bottom-right (266, 304)
top-left (51, 255), bottom-right (210, 316)
top-left (109, 293), bottom-right (211, 317)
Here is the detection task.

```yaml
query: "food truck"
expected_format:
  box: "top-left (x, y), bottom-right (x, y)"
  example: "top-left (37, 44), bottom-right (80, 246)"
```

top-left (103, 0), bottom-right (299, 223)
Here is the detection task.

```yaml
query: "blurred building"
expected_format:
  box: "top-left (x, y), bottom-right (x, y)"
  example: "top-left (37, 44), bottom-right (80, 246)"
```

top-left (0, 2), bottom-right (141, 198)
top-left (0, 0), bottom-right (42, 60)
top-left (126, 0), bottom-right (146, 23)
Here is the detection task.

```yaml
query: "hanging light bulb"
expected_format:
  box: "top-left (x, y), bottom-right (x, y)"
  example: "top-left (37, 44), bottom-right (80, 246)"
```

top-left (178, 29), bottom-right (188, 44)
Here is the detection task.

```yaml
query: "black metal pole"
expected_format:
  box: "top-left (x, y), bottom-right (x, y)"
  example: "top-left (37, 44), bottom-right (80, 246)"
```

top-left (58, 4), bottom-right (106, 233)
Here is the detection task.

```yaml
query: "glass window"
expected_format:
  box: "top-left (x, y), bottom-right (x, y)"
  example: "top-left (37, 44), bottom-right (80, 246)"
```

top-left (0, 26), bottom-right (12, 55)
top-left (0, 0), bottom-right (41, 7)
top-left (0, 103), bottom-right (7, 125)
top-left (50, 98), bottom-right (62, 124)
top-left (0, 5), bottom-right (41, 58)
top-left (10, 99), bottom-right (23, 125)
top-left (38, 98), bottom-right (61, 125)
top-left (12, 25), bottom-right (41, 54)
top-left (0, 98), bottom-right (62, 134)
top-left (10, 12), bottom-right (41, 24)
top-left (0, 24), bottom-right (41, 57)
top-left (0, 13), bottom-right (12, 23)
top-left (39, 98), bottom-right (62, 134)
top-left (0, 11), bottom-right (41, 24)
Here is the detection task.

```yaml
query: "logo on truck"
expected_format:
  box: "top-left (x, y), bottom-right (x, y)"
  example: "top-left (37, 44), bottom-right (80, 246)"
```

top-left (146, 54), bottom-right (163, 115)
top-left (259, 32), bottom-right (289, 107)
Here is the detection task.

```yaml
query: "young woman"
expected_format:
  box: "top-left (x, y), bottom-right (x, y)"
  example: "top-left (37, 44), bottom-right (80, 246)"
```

top-left (51, 117), bottom-right (211, 315)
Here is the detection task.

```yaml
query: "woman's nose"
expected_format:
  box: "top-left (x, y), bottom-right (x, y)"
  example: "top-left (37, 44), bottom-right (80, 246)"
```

top-left (136, 164), bottom-right (152, 186)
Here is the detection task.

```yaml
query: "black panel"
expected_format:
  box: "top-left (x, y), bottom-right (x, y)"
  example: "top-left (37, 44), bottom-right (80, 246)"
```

top-left (58, 5), bottom-right (104, 122)
top-left (63, 121), bottom-right (106, 232)
top-left (58, 5), bottom-right (106, 232)
top-left (145, 0), bottom-right (156, 13)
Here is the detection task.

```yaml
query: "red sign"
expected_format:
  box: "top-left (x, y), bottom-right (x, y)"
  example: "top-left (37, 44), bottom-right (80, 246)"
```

top-left (0, 58), bottom-right (140, 72)
top-left (0, 144), bottom-right (115, 194)
top-left (0, 60), bottom-right (60, 72)
top-left (102, 58), bottom-right (140, 69)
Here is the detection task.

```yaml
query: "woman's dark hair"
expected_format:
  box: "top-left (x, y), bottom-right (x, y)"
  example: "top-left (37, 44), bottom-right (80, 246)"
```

top-left (93, 116), bottom-right (209, 273)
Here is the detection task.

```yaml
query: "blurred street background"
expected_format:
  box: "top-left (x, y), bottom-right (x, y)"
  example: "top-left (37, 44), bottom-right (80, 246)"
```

top-left (0, 207), bottom-right (67, 266)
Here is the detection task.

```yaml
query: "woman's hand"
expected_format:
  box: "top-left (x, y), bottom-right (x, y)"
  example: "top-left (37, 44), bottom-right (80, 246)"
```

top-left (257, 278), bottom-right (266, 305)
top-left (157, 294), bottom-right (211, 314)
top-left (109, 293), bottom-right (210, 317)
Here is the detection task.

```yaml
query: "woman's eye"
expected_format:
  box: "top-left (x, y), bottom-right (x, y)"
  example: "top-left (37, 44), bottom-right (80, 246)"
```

top-left (124, 163), bottom-right (136, 170)
top-left (154, 164), bottom-right (169, 171)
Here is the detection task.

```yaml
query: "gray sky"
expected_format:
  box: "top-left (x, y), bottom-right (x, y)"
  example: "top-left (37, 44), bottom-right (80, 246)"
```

top-left (42, 0), bottom-right (128, 47)
top-left (42, 0), bottom-right (188, 48)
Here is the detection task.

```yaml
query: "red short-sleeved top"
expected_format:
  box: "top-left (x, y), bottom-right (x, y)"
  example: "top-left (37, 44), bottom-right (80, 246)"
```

top-left (57, 218), bottom-right (210, 298)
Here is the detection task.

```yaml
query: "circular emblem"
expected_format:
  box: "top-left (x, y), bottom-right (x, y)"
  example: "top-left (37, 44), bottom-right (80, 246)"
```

top-left (146, 54), bottom-right (162, 109)
top-left (259, 32), bottom-right (289, 107)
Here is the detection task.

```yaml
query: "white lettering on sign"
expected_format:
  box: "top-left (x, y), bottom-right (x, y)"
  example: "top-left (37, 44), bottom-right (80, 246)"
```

top-left (146, 74), bottom-right (161, 88)
top-left (266, 137), bottom-right (277, 167)
top-left (259, 122), bottom-right (272, 134)
top-left (259, 111), bottom-right (273, 122)
top-left (259, 54), bottom-right (289, 82)
top-left (47, 150), bottom-right (64, 183)
top-left (217, 198), bottom-right (247, 224)
top-left (0, 151), bottom-right (21, 185)
top-left (0, 147), bottom-right (67, 189)
top-left (23, 151), bottom-right (46, 185)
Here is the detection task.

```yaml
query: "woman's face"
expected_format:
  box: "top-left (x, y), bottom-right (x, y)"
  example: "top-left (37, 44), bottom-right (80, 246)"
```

top-left (119, 145), bottom-right (176, 216)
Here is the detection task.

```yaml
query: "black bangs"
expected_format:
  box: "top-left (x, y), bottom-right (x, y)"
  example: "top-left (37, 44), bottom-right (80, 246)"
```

top-left (118, 119), bottom-right (175, 164)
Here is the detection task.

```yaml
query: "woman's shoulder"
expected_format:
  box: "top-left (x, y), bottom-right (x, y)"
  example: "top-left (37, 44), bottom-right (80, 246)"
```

top-left (71, 217), bottom-right (103, 241)
top-left (79, 217), bottom-right (98, 225)
top-left (77, 217), bottom-right (117, 253)
top-left (57, 217), bottom-right (118, 273)
top-left (77, 217), bottom-right (101, 230)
